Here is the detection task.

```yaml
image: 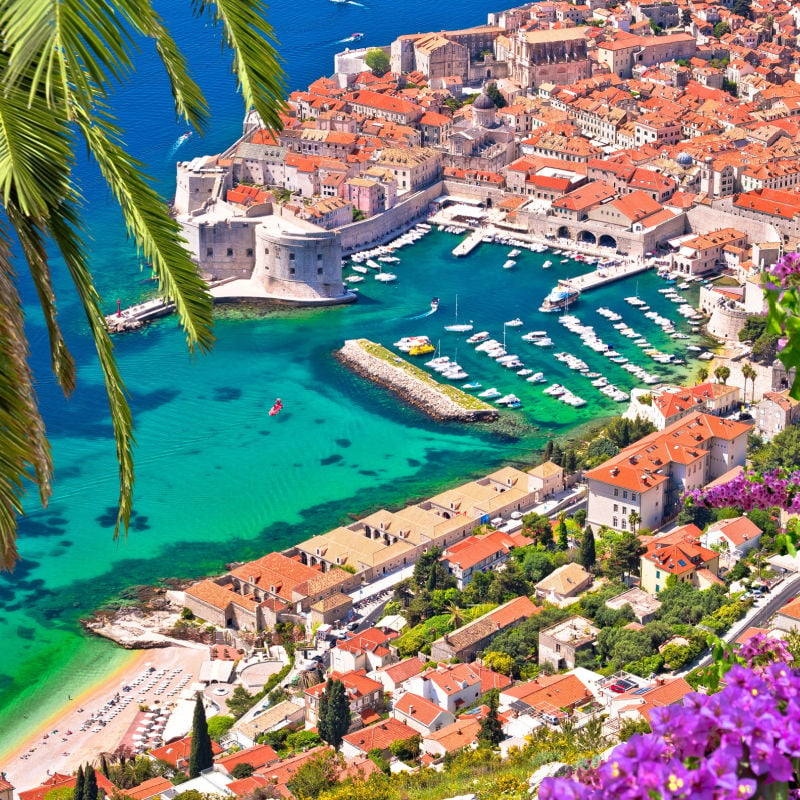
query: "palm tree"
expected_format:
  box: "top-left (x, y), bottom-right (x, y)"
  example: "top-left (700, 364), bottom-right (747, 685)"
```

top-left (742, 361), bottom-right (757, 405)
top-left (696, 366), bottom-right (709, 384)
top-left (446, 602), bottom-right (464, 629)
top-left (0, 3), bottom-right (284, 569)
top-left (628, 510), bottom-right (641, 533)
top-left (714, 365), bottom-right (731, 385)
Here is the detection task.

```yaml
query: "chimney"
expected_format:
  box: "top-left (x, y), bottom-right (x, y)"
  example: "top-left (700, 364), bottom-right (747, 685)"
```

top-left (409, 705), bottom-right (416, 713)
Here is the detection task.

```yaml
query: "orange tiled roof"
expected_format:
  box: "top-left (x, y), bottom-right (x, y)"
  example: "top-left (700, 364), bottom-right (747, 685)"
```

top-left (343, 718), bottom-right (418, 752)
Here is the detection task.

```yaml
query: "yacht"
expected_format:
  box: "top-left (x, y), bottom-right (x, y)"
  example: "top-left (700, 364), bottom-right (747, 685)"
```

top-left (534, 337), bottom-right (553, 347)
top-left (479, 387), bottom-right (501, 399)
top-left (467, 331), bottom-right (490, 344)
top-left (503, 260), bottom-right (517, 269)
top-left (351, 265), bottom-right (368, 274)
top-left (505, 318), bottom-right (524, 327)
top-left (522, 330), bottom-right (548, 340)
top-left (345, 275), bottom-right (364, 283)
top-left (540, 283), bottom-right (581, 312)
top-left (542, 260), bottom-right (553, 269)
top-left (543, 383), bottom-right (566, 396)
top-left (374, 272), bottom-right (397, 282)
top-left (496, 394), bottom-right (521, 406)
top-left (462, 381), bottom-right (482, 390)
top-left (528, 372), bottom-right (546, 383)
top-left (395, 335), bottom-right (431, 352)
top-left (517, 368), bottom-right (534, 377)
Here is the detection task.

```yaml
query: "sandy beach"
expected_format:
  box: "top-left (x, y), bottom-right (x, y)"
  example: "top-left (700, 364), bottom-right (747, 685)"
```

top-left (1, 645), bottom-right (208, 792)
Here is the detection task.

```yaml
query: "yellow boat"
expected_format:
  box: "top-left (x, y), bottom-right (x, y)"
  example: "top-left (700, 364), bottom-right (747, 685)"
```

top-left (409, 343), bottom-right (435, 356)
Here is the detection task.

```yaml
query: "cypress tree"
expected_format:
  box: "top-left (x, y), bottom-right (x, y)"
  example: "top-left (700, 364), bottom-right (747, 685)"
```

top-left (319, 679), bottom-right (350, 751)
top-left (478, 691), bottom-right (504, 747)
top-left (317, 678), bottom-right (332, 745)
top-left (74, 764), bottom-right (84, 800)
top-left (543, 440), bottom-right (554, 462)
top-left (188, 693), bottom-right (214, 777)
top-left (579, 525), bottom-right (597, 569)
top-left (557, 519), bottom-right (569, 551)
top-left (82, 766), bottom-right (97, 800)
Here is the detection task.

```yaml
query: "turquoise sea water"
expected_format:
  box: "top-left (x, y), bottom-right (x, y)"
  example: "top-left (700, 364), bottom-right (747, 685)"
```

top-left (0, 0), bottom-right (708, 761)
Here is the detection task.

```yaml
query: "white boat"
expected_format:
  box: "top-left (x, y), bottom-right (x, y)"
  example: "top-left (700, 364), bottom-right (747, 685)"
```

top-left (509, 249), bottom-right (521, 258)
top-left (517, 369), bottom-right (533, 376)
top-left (467, 331), bottom-right (490, 344)
top-left (479, 388), bottom-right (501, 398)
top-left (542, 260), bottom-right (552, 269)
top-left (496, 354), bottom-right (520, 363)
top-left (505, 318), bottom-right (524, 327)
top-left (534, 337), bottom-right (553, 347)
top-left (366, 259), bottom-right (381, 270)
top-left (345, 275), bottom-right (364, 283)
top-left (395, 335), bottom-right (431, 352)
top-left (351, 265), bottom-right (368, 274)
top-left (374, 272), bottom-right (396, 282)
top-left (503, 260), bottom-right (517, 269)
top-left (496, 394), bottom-right (521, 406)
top-left (425, 355), bottom-right (450, 368)
top-left (522, 331), bottom-right (547, 341)
top-left (444, 294), bottom-right (473, 332)
top-left (528, 372), bottom-right (545, 383)
top-left (443, 368), bottom-right (468, 380)
top-left (462, 381), bottom-right (482, 390)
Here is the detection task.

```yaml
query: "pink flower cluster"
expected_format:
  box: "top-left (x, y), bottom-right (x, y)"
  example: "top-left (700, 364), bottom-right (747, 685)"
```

top-left (685, 468), bottom-right (800, 512)
top-left (539, 635), bottom-right (800, 800)
top-left (766, 252), bottom-right (800, 292)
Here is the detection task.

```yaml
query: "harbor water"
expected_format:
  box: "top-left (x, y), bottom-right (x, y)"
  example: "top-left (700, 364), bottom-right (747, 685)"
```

top-left (0, 0), bottom-right (709, 760)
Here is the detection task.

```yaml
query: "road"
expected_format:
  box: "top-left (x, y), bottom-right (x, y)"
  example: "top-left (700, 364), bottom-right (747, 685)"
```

top-left (679, 571), bottom-right (800, 675)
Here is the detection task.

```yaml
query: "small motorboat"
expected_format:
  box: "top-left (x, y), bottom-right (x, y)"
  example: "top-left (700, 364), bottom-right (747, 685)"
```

top-left (462, 381), bottom-right (482, 390)
top-left (542, 260), bottom-right (552, 269)
top-left (431, 297), bottom-right (440, 312)
top-left (522, 331), bottom-right (547, 341)
top-left (269, 398), bottom-right (283, 416)
top-left (503, 260), bottom-right (517, 269)
top-left (505, 318), bottom-right (524, 327)
top-left (479, 387), bottom-right (501, 399)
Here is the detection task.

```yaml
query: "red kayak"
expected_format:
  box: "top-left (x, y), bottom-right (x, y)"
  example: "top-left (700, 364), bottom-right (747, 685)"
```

top-left (269, 398), bottom-right (283, 416)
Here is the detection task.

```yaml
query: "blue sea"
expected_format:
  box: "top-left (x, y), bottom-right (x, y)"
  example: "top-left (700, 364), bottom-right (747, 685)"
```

top-left (0, 0), bottom-right (706, 760)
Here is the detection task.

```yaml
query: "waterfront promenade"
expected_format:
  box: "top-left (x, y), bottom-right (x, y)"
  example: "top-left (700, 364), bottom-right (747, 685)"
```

top-left (563, 259), bottom-right (653, 294)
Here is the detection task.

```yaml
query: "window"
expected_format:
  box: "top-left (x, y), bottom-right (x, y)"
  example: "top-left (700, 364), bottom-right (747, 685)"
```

top-left (317, 253), bottom-right (323, 261)
top-left (622, 507), bottom-right (627, 516)
top-left (289, 253), bottom-right (295, 261)
top-left (613, 504), bottom-right (618, 512)
top-left (317, 268), bottom-right (323, 275)
top-left (613, 517), bottom-right (618, 527)
top-left (246, 248), bottom-right (253, 257)
top-left (264, 247), bottom-right (269, 254)
top-left (656, 570), bottom-right (661, 579)
top-left (623, 490), bottom-right (628, 499)
top-left (289, 267), bottom-right (295, 275)
top-left (622, 519), bottom-right (627, 530)
top-left (614, 488), bottom-right (619, 497)
top-left (226, 248), bottom-right (233, 257)
top-left (631, 493), bottom-right (637, 501)
top-left (206, 248), bottom-right (213, 257)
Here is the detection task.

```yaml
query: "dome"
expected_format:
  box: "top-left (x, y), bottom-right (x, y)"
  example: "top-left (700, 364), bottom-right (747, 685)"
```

top-left (473, 90), bottom-right (495, 110)
top-left (676, 152), bottom-right (693, 167)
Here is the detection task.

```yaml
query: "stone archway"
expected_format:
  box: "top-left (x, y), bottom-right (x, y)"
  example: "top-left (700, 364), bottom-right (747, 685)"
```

top-left (599, 234), bottom-right (618, 249)
top-left (578, 230), bottom-right (596, 245)
top-left (557, 225), bottom-right (572, 239)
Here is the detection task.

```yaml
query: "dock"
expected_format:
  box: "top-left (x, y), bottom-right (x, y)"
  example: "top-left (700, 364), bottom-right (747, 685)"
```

top-left (453, 225), bottom-right (494, 257)
top-left (562, 260), bottom-right (652, 294)
top-left (105, 297), bottom-right (175, 332)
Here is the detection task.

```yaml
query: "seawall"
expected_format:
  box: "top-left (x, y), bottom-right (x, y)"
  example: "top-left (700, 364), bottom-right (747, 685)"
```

top-left (336, 338), bottom-right (499, 422)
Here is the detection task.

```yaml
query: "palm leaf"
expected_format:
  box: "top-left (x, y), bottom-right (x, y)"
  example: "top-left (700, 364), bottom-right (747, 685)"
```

top-left (0, 224), bottom-right (53, 569)
top-left (73, 101), bottom-right (215, 353)
top-left (6, 205), bottom-right (77, 395)
top-left (192, 0), bottom-right (286, 130)
top-left (47, 202), bottom-right (137, 542)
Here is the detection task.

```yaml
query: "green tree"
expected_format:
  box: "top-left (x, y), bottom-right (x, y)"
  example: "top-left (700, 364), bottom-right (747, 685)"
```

top-left (752, 425), bottom-right (800, 471)
top-left (606, 531), bottom-right (646, 581)
top-left (742, 362), bottom-right (757, 405)
top-left (578, 525), bottom-right (597, 569)
top-left (207, 714), bottom-right (236, 741)
top-left (0, 0), bottom-right (284, 570)
top-left (389, 734), bottom-right (421, 761)
top-left (482, 651), bottom-right (514, 675)
top-left (574, 508), bottom-right (587, 528)
top-left (519, 548), bottom-right (555, 583)
top-left (714, 21), bottom-right (730, 37)
top-left (83, 767), bottom-right (98, 800)
top-left (478, 690), bottom-right (504, 747)
top-left (318, 679), bottom-right (350, 751)
top-left (752, 333), bottom-right (780, 364)
top-left (521, 512), bottom-right (553, 543)
top-left (485, 83), bottom-right (507, 108)
top-left (739, 315), bottom-right (768, 343)
top-left (231, 763), bottom-right (256, 779)
top-left (681, 8), bottom-right (692, 25)
top-left (556, 512), bottom-right (569, 551)
top-left (628, 510), bottom-right (641, 533)
top-left (74, 765), bottom-right (85, 800)
top-left (288, 753), bottom-right (339, 799)
top-left (365, 48), bottom-right (390, 77)
top-left (189, 694), bottom-right (214, 778)
top-left (696, 366), bottom-right (709, 384)
top-left (731, 0), bottom-right (752, 19)
top-left (543, 440), bottom-right (554, 461)
top-left (713, 365), bottom-right (731, 385)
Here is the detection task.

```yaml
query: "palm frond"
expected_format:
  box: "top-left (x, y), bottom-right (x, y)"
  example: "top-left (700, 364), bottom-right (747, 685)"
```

top-left (6, 205), bottom-right (77, 395)
top-left (47, 202), bottom-right (136, 542)
top-left (0, 224), bottom-right (53, 569)
top-left (0, 51), bottom-right (74, 218)
top-left (192, 0), bottom-right (286, 131)
top-left (73, 101), bottom-right (215, 353)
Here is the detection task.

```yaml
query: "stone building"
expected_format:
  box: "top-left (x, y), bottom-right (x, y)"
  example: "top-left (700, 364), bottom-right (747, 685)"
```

top-left (505, 28), bottom-right (591, 90)
top-left (538, 615), bottom-right (599, 670)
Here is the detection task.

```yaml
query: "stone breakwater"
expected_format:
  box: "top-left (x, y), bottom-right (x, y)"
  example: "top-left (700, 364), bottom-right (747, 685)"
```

top-left (337, 338), bottom-right (499, 422)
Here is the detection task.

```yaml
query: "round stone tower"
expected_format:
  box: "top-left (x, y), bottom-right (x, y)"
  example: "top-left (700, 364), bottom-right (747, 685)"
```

top-left (472, 87), bottom-right (497, 128)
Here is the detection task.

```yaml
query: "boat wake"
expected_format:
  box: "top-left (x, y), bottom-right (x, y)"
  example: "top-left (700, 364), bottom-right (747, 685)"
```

top-left (407, 308), bottom-right (437, 320)
top-left (168, 131), bottom-right (193, 158)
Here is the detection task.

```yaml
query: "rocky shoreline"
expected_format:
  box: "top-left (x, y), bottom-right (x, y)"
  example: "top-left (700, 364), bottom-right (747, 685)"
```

top-left (337, 338), bottom-right (499, 422)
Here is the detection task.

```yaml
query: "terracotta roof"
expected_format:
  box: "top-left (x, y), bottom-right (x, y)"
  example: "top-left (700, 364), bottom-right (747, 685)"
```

top-left (643, 525), bottom-right (717, 576)
top-left (424, 714), bottom-right (484, 752)
top-left (778, 598), bottom-right (800, 621)
top-left (535, 563), bottom-right (592, 597)
top-left (378, 655), bottom-right (427, 685)
top-left (125, 777), bottom-right (174, 800)
top-left (305, 670), bottom-right (382, 700)
top-left (442, 531), bottom-right (516, 572)
top-left (216, 742), bottom-right (280, 772)
top-left (469, 662), bottom-right (513, 693)
top-left (394, 692), bottom-right (450, 725)
top-left (148, 734), bottom-right (223, 768)
top-left (705, 516), bottom-right (762, 547)
top-left (343, 718), bottom-right (418, 753)
top-left (502, 673), bottom-right (591, 715)
top-left (19, 772), bottom-right (116, 800)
